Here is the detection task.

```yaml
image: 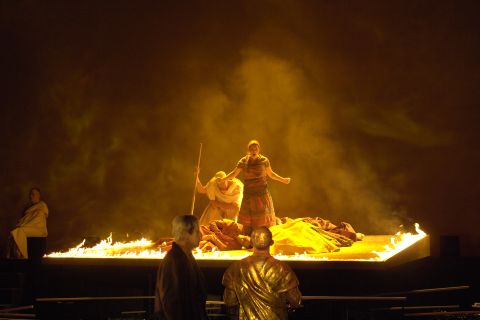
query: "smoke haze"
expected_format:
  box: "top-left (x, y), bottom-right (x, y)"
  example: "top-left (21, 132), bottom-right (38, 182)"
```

top-left (1, 1), bottom-right (480, 254)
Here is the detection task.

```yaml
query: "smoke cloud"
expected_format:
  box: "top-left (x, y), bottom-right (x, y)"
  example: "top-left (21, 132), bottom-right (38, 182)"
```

top-left (1, 1), bottom-right (480, 253)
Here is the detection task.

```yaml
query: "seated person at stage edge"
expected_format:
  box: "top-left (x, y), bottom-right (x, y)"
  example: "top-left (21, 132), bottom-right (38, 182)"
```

top-left (222, 226), bottom-right (302, 320)
top-left (8, 187), bottom-right (49, 259)
top-left (154, 214), bottom-right (208, 320)
top-left (196, 170), bottom-right (243, 226)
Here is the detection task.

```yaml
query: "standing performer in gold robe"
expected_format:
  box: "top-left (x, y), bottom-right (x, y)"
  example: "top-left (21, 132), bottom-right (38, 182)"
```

top-left (196, 171), bottom-right (243, 226)
top-left (222, 227), bottom-right (302, 320)
top-left (223, 140), bottom-right (290, 235)
top-left (9, 188), bottom-right (49, 259)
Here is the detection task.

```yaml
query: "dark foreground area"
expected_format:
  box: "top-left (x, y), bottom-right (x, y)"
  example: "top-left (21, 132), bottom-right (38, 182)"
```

top-left (1, 253), bottom-right (480, 320)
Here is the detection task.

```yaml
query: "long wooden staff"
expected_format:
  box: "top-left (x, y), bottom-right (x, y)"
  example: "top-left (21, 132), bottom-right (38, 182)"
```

top-left (190, 143), bottom-right (203, 215)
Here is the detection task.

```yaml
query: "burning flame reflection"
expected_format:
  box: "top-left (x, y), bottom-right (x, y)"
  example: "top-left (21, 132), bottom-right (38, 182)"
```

top-left (46, 224), bottom-right (426, 262)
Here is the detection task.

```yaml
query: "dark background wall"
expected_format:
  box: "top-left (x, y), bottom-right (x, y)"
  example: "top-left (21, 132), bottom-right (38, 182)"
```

top-left (1, 1), bottom-right (479, 255)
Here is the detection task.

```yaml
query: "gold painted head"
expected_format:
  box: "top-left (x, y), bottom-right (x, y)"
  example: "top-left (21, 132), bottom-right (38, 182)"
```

top-left (251, 226), bottom-right (274, 250)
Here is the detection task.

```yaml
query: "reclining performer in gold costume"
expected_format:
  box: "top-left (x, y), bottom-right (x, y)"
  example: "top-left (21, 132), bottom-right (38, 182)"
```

top-left (222, 227), bottom-right (302, 320)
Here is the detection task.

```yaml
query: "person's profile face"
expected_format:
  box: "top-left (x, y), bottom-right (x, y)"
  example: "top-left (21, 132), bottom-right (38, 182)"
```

top-left (190, 225), bottom-right (201, 248)
top-left (29, 189), bottom-right (41, 204)
top-left (187, 225), bottom-right (200, 249)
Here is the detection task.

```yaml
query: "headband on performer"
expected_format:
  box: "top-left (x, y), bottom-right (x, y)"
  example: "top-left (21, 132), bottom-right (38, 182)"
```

top-left (247, 140), bottom-right (260, 149)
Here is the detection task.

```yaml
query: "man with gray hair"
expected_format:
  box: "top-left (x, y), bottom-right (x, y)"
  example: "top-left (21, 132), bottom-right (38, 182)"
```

top-left (154, 215), bottom-right (208, 320)
top-left (222, 226), bottom-right (302, 319)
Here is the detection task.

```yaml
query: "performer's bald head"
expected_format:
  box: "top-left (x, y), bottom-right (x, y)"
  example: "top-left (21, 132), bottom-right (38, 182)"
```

top-left (251, 227), bottom-right (274, 250)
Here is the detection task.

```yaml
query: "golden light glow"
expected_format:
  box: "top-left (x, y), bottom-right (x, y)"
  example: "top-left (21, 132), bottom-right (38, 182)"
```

top-left (372, 223), bottom-right (427, 261)
top-left (46, 224), bottom-right (427, 262)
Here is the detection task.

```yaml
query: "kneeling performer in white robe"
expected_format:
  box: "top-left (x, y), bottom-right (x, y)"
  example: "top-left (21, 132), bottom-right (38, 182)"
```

top-left (196, 171), bottom-right (243, 227)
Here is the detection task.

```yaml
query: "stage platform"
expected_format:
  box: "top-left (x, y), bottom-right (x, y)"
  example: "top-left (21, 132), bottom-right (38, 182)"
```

top-left (5, 235), bottom-right (480, 320)
top-left (32, 233), bottom-right (431, 299)
top-left (0, 233), bottom-right (432, 306)
top-left (42, 234), bottom-right (430, 270)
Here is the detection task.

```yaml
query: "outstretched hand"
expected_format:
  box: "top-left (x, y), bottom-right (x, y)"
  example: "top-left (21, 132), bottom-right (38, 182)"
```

top-left (284, 177), bottom-right (291, 184)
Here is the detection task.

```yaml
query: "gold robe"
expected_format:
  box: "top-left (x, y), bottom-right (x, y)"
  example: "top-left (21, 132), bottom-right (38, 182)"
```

top-left (222, 251), bottom-right (301, 320)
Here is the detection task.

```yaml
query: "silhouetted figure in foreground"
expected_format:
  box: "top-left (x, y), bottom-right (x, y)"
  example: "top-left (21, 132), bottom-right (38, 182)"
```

top-left (154, 215), bottom-right (208, 320)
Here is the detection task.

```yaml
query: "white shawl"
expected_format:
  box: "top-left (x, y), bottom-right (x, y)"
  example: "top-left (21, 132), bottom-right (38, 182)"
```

top-left (205, 178), bottom-right (243, 208)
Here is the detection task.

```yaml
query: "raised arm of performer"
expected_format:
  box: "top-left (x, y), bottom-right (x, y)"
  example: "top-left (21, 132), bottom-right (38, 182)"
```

top-left (223, 141), bottom-right (291, 185)
top-left (223, 166), bottom-right (291, 184)
top-left (221, 140), bottom-right (291, 231)
top-left (266, 166), bottom-right (291, 184)
top-left (223, 167), bottom-right (241, 181)
top-left (195, 171), bottom-right (207, 194)
top-left (197, 171), bottom-right (237, 208)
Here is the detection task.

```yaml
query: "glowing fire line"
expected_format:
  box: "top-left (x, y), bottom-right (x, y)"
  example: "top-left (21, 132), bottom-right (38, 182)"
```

top-left (46, 224), bottom-right (426, 262)
top-left (372, 223), bottom-right (426, 261)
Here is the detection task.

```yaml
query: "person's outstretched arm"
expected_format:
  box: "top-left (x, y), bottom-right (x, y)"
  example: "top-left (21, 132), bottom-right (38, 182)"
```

top-left (196, 176), bottom-right (207, 194)
top-left (223, 288), bottom-right (239, 320)
top-left (266, 166), bottom-right (291, 184)
top-left (285, 286), bottom-right (302, 308)
top-left (223, 167), bottom-right (242, 181)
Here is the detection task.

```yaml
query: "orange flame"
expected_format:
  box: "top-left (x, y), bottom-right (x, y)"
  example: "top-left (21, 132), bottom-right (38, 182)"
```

top-left (372, 223), bottom-right (427, 261)
top-left (46, 224), bottom-right (427, 262)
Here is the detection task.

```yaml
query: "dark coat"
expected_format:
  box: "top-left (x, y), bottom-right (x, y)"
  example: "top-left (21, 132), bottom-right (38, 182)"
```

top-left (154, 242), bottom-right (208, 320)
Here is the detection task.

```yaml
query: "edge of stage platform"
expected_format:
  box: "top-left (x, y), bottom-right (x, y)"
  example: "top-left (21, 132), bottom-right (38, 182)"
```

top-left (41, 235), bottom-right (430, 271)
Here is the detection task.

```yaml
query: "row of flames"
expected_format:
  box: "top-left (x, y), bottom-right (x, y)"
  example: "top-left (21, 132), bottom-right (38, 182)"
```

top-left (46, 224), bottom-right (426, 262)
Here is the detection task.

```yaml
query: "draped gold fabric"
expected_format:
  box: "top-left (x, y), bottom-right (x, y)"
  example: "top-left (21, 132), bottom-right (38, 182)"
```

top-left (222, 251), bottom-right (301, 320)
top-left (270, 217), bottom-right (355, 255)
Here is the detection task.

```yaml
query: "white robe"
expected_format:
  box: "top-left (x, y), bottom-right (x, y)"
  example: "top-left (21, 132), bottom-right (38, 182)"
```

top-left (199, 178), bottom-right (243, 226)
top-left (11, 201), bottom-right (49, 258)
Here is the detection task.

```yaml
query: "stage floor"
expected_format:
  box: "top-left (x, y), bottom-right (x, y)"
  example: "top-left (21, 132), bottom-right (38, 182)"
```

top-left (44, 234), bottom-right (430, 270)
top-left (306, 235), bottom-right (418, 260)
